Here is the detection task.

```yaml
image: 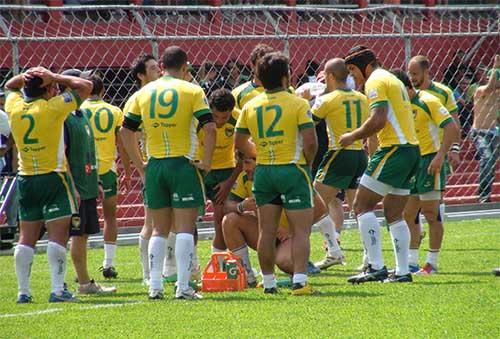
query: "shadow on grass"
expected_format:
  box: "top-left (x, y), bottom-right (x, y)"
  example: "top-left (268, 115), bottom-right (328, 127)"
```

top-left (112, 278), bottom-right (144, 284)
top-left (415, 280), bottom-right (485, 286)
top-left (445, 248), bottom-right (499, 252)
top-left (439, 272), bottom-right (496, 277)
top-left (207, 290), bottom-right (382, 302)
top-left (76, 299), bottom-right (143, 305)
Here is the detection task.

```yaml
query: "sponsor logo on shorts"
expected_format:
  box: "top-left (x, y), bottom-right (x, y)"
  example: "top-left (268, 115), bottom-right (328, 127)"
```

top-left (48, 207), bottom-right (60, 213)
top-left (288, 198), bottom-right (302, 204)
top-left (181, 196), bottom-right (195, 202)
top-left (104, 188), bottom-right (112, 193)
top-left (173, 193), bottom-right (179, 201)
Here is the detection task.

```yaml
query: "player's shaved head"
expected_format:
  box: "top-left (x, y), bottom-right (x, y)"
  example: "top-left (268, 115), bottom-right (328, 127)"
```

top-left (162, 46), bottom-right (188, 70)
top-left (409, 55), bottom-right (430, 70)
top-left (325, 58), bottom-right (349, 82)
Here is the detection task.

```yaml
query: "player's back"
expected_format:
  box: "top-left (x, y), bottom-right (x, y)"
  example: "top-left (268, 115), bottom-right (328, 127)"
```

top-left (9, 91), bottom-right (78, 175)
top-left (232, 81), bottom-right (263, 110)
top-left (365, 68), bottom-right (418, 148)
top-left (312, 89), bottom-right (369, 150)
top-left (237, 90), bottom-right (312, 165)
top-left (130, 76), bottom-right (210, 160)
top-left (424, 81), bottom-right (457, 114)
top-left (81, 99), bottom-right (123, 175)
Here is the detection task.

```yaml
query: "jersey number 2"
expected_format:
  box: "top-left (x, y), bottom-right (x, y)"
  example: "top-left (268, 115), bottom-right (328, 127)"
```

top-left (21, 114), bottom-right (38, 144)
top-left (255, 105), bottom-right (284, 138)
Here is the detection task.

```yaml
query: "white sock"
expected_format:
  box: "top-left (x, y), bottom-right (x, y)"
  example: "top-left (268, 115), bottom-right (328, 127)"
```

top-left (175, 233), bottom-right (194, 291)
top-left (139, 236), bottom-right (150, 280)
top-left (47, 242), bottom-right (67, 295)
top-left (358, 212), bottom-right (384, 270)
top-left (292, 273), bottom-right (307, 285)
top-left (233, 244), bottom-right (255, 282)
top-left (439, 203), bottom-right (446, 221)
top-left (148, 236), bottom-right (166, 291)
top-left (316, 215), bottom-right (343, 258)
top-left (262, 273), bottom-right (276, 289)
top-left (103, 243), bottom-right (116, 268)
top-left (409, 249), bottom-right (419, 265)
top-left (389, 220), bottom-right (411, 276)
top-left (426, 249), bottom-right (440, 268)
top-left (362, 248), bottom-right (369, 266)
top-left (163, 232), bottom-right (176, 277)
top-left (15, 244), bottom-right (34, 296)
top-left (211, 245), bottom-right (224, 253)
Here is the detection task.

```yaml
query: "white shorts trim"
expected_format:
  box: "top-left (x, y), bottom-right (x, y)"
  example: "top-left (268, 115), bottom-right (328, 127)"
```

top-left (359, 174), bottom-right (410, 197)
top-left (419, 190), bottom-right (441, 201)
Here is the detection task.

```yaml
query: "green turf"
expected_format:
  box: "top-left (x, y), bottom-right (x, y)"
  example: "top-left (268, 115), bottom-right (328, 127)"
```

top-left (0, 219), bottom-right (499, 338)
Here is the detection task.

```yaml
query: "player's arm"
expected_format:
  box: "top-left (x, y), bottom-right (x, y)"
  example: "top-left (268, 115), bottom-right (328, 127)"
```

top-left (297, 102), bottom-right (318, 167)
top-left (4, 74), bottom-right (24, 91)
top-left (193, 89), bottom-right (216, 173)
top-left (340, 106), bottom-right (387, 148)
top-left (120, 98), bottom-right (146, 178)
top-left (214, 162), bottom-right (243, 205)
top-left (115, 109), bottom-right (132, 192)
top-left (366, 135), bottom-right (378, 157)
top-left (428, 106), bottom-right (460, 175)
top-left (224, 189), bottom-right (256, 215)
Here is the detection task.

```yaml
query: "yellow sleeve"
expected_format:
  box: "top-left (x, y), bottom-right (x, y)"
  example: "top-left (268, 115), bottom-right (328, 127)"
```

top-left (4, 91), bottom-right (23, 114)
top-left (124, 92), bottom-right (142, 124)
top-left (444, 86), bottom-right (458, 115)
top-left (429, 99), bottom-right (453, 128)
top-left (229, 173), bottom-right (248, 201)
top-left (311, 95), bottom-right (328, 120)
top-left (365, 77), bottom-right (388, 110)
top-left (235, 107), bottom-right (249, 134)
top-left (360, 93), bottom-right (370, 121)
top-left (192, 87), bottom-right (211, 119)
top-left (48, 91), bottom-right (80, 120)
top-left (122, 94), bottom-right (134, 116)
top-left (297, 99), bottom-right (314, 131)
top-left (115, 106), bottom-right (124, 127)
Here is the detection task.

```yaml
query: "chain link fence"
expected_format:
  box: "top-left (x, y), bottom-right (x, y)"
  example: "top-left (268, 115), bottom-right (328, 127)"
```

top-left (0, 5), bottom-right (498, 227)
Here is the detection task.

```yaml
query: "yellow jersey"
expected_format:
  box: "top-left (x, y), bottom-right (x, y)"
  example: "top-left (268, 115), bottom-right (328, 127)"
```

top-left (311, 89), bottom-right (369, 150)
top-left (411, 91), bottom-right (454, 156)
top-left (7, 90), bottom-right (81, 175)
top-left (365, 68), bottom-right (418, 148)
top-left (81, 99), bottom-right (123, 175)
top-left (230, 171), bottom-right (288, 228)
top-left (197, 108), bottom-right (240, 169)
top-left (126, 75), bottom-right (211, 160)
top-left (235, 89), bottom-right (313, 165)
top-left (424, 81), bottom-right (458, 115)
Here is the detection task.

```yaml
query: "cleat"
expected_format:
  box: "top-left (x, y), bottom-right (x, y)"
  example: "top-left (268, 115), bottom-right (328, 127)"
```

top-left (291, 283), bottom-right (315, 296)
top-left (49, 290), bottom-right (78, 303)
top-left (16, 294), bottom-right (33, 304)
top-left (148, 289), bottom-right (164, 300)
top-left (493, 268), bottom-right (500, 277)
top-left (409, 264), bottom-right (420, 274)
top-left (78, 280), bottom-right (117, 295)
top-left (247, 280), bottom-right (258, 288)
top-left (142, 278), bottom-right (151, 287)
top-left (347, 265), bottom-right (388, 284)
top-left (162, 274), bottom-right (177, 284)
top-left (263, 287), bottom-right (278, 294)
top-left (315, 255), bottom-right (346, 270)
top-left (175, 287), bottom-right (202, 300)
top-left (384, 273), bottom-right (413, 283)
top-left (307, 261), bottom-right (321, 275)
top-left (415, 263), bottom-right (438, 276)
top-left (357, 262), bottom-right (369, 272)
top-left (99, 266), bottom-right (118, 279)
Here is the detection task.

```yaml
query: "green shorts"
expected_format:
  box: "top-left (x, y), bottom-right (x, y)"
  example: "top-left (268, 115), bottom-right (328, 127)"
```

top-left (99, 170), bottom-right (117, 199)
top-left (365, 144), bottom-right (420, 190)
top-left (17, 172), bottom-right (78, 222)
top-left (315, 149), bottom-right (368, 189)
top-left (145, 157), bottom-right (205, 209)
top-left (204, 168), bottom-right (235, 201)
top-left (253, 164), bottom-right (313, 210)
top-left (411, 152), bottom-right (447, 195)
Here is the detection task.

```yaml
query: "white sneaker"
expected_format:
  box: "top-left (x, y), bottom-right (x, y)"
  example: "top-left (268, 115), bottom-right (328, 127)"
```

top-left (315, 255), bottom-right (346, 270)
top-left (148, 289), bottom-right (164, 300)
top-left (78, 280), bottom-right (117, 294)
top-left (175, 287), bottom-right (203, 300)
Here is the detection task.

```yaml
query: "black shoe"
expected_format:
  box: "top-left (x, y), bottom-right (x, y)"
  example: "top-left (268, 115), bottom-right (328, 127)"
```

top-left (493, 268), bottom-right (500, 277)
top-left (347, 265), bottom-right (388, 284)
top-left (99, 266), bottom-right (118, 279)
top-left (263, 287), bottom-right (278, 294)
top-left (384, 273), bottom-right (413, 283)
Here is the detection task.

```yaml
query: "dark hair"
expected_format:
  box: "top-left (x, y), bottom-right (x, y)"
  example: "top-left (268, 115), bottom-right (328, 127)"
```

top-left (162, 46), bottom-right (188, 70)
top-left (88, 74), bottom-right (104, 96)
top-left (131, 53), bottom-right (156, 83)
top-left (257, 52), bottom-right (289, 90)
top-left (345, 45), bottom-right (379, 74)
top-left (411, 55), bottom-right (430, 70)
top-left (250, 43), bottom-right (275, 67)
top-left (24, 76), bottom-right (47, 98)
top-left (209, 88), bottom-right (235, 112)
top-left (391, 69), bottom-right (413, 90)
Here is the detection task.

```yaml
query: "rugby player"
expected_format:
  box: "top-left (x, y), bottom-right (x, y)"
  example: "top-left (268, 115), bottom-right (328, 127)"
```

top-left (5, 67), bottom-right (92, 302)
top-left (235, 52), bottom-right (318, 295)
top-left (392, 70), bottom-right (460, 275)
top-left (198, 88), bottom-right (242, 253)
top-left (312, 58), bottom-right (373, 269)
top-left (123, 54), bottom-right (162, 285)
top-left (120, 46), bottom-right (216, 300)
top-left (81, 75), bottom-right (132, 279)
top-left (341, 46), bottom-right (420, 283)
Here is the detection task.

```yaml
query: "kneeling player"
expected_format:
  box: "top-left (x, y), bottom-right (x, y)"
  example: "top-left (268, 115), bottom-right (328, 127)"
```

top-left (392, 70), bottom-right (460, 275)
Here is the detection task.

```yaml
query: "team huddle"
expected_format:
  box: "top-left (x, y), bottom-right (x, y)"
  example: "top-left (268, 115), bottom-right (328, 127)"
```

top-left (6, 41), bottom-right (498, 302)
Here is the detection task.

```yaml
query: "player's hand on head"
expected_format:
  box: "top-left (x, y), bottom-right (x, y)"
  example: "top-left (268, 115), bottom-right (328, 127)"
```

top-left (24, 67), bottom-right (55, 87)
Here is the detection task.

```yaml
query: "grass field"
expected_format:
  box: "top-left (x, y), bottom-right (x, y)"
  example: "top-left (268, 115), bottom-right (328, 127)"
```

top-left (0, 218), bottom-right (499, 338)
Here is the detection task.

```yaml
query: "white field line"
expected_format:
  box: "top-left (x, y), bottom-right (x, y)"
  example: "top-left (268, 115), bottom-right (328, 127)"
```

top-left (0, 301), bottom-right (144, 319)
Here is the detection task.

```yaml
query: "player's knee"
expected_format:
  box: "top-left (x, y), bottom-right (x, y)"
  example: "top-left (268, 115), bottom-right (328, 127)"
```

top-left (383, 207), bottom-right (403, 224)
top-left (222, 213), bottom-right (240, 234)
top-left (422, 206), bottom-right (439, 224)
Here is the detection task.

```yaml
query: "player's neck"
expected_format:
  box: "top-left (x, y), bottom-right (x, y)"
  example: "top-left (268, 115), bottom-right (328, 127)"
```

top-left (88, 95), bottom-right (101, 101)
top-left (333, 82), bottom-right (350, 91)
top-left (163, 70), bottom-right (183, 80)
top-left (421, 78), bottom-right (431, 90)
top-left (265, 86), bottom-right (285, 93)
